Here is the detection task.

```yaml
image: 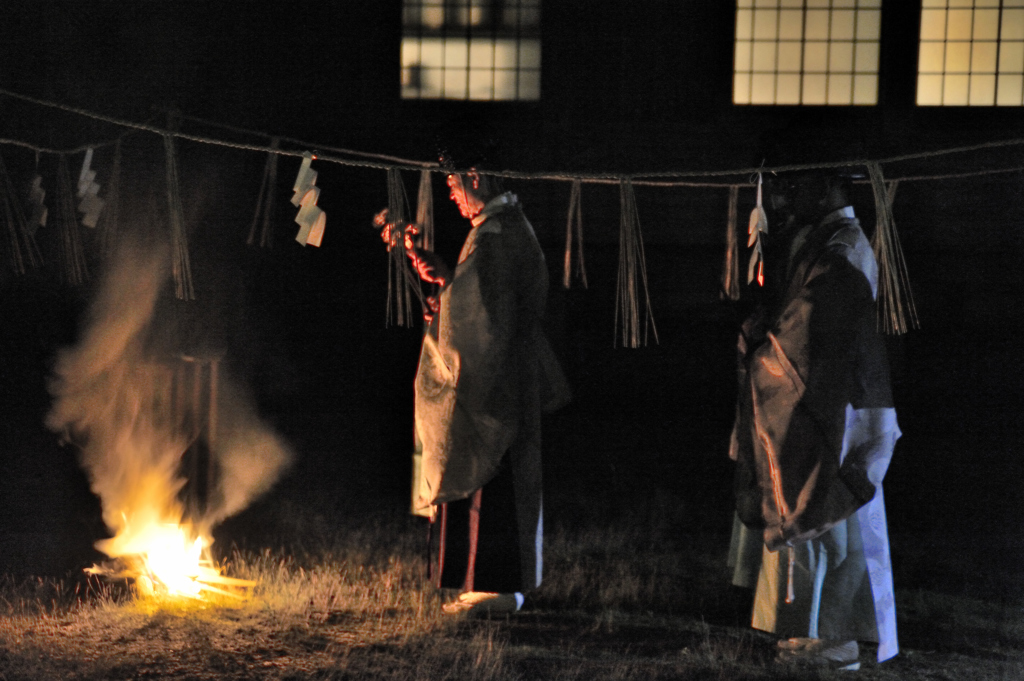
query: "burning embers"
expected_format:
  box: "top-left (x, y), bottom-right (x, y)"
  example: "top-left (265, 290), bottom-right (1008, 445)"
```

top-left (86, 519), bottom-right (254, 599)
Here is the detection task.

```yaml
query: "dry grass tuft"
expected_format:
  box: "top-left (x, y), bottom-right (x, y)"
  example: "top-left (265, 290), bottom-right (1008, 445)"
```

top-left (1, 502), bottom-right (1023, 679)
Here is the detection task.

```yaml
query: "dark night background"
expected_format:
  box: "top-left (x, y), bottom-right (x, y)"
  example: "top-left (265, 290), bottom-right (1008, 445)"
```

top-left (0, 0), bottom-right (1022, 610)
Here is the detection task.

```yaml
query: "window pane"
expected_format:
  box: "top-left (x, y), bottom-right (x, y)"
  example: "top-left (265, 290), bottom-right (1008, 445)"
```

top-left (969, 74), bottom-right (996, 104)
top-left (494, 70), bottom-right (521, 100)
top-left (828, 74), bottom-right (853, 103)
top-left (973, 9), bottom-right (1000, 40)
top-left (751, 73), bottom-right (776, 103)
top-left (494, 40), bottom-right (517, 69)
top-left (736, 41), bottom-right (753, 71)
top-left (518, 69), bottom-right (541, 100)
top-left (917, 74), bottom-right (944, 104)
top-left (1003, 10), bottom-right (1024, 41)
top-left (945, 42), bottom-right (971, 74)
top-left (919, 42), bottom-right (946, 73)
top-left (734, 73), bottom-right (753, 103)
top-left (778, 42), bottom-right (802, 71)
top-left (519, 40), bottom-right (541, 69)
top-left (469, 40), bottom-right (494, 69)
top-left (853, 74), bottom-right (878, 104)
top-left (803, 74), bottom-right (828, 104)
top-left (996, 74), bottom-right (1024, 104)
top-left (920, 10), bottom-right (947, 41)
top-left (736, 10), bottom-right (754, 40)
top-left (444, 69), bottom-right (467, 98)
top-left (469, 69), bottom-right (494, 100)
top-left (831, 10), bottom-right (856, 41)
top-left (855, 42), bottom-right (879, 73)
top-left (946, 10), bottom-right (973, 41)
top-left (943, 73), bottom-right (970, 104)
top-left (857, 10), bottom-right (881, 41)
top-left (421, 39), bottom-right (443, 68)
top-left (804, 42), bottom-right (828, 72)
top-left (830, 42), bottom-right (854, 72)
top-left (445, 39), bottom-right (468, 68)
top-left (777, 73), bottom-right (802, 103)
top-left (752, 41), bottom-right (778, 71)
top-left (972, 42), bottom-right (998, 73)
top-left (1000, 42), bottom-right (1024, 72)
top-left (778, 10), bottom-right (803, 40)
top-left (805, 10), bottom-right (830, 40)
top-left (754, 9), bottom-right (779, 40)
top-left (421, 68), bottom-right (443, 97)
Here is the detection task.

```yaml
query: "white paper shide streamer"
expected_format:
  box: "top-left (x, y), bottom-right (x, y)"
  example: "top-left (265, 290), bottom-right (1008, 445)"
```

top-left (77, 147), bottom-right (105, 228)
top-left (747, 173), bottom-right (768, 286)
top-left (291, 152), bottom-right (326, 248)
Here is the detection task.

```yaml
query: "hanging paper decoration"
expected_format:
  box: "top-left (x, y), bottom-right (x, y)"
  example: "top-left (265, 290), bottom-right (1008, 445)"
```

top-left (384, 168), bottom-right (417, 327)
top-left (28, 174), bottom-right (47, 234)
top-left (720, 184), bottom-right (741, 301)
top-left (746, 172), bottom-right (768, 286)
top-left (55, 155), bottom-right (89, 285)
top-left (247, 137), bottom-right (280, 248)
top-left (866, 161), bottom-right (919, 334)
top-left (76, 147), bottom-right (105, 228)
top-left (290, 151), bottom-right (326, 247)
top-left (0, 152), bottom-right (41, 274)
top-left (163, 134), bottom-right (194, 300)
top-left (614, 179), bottom-right (658, 348)
top-left (96, 139), bottom-right (122, 258)
top-left (563, 178), bottom-right (588, 290)
top-left (415, 169), bottom-right (434, 254)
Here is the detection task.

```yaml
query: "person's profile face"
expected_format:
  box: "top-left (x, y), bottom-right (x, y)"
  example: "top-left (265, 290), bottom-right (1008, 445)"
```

top-left (446, 172), bottom-right (482, 219)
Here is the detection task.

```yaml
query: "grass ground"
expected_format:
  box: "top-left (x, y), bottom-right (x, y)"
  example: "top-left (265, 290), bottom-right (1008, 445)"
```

top-left (1, 494), bottom-right (1022, 681)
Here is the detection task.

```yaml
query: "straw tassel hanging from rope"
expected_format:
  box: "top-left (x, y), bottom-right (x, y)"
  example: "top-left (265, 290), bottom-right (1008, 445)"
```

top-left (747, 173), bottom-right (768, 287)
top-left (163, 133), bottom-right (194, 300)
top-left (614, 179), bottom-right (658, 348)
top-left (55, 155), bottom-right (89, 286)
top-left (96, 139), bottom-right (122, 259)
top-left (720, 184), bottom-right (741, 300)
top-left (385, 168), bottom-right (416, 327)
top-left (248, 137), bottom-right (279, 248)
top-left (563, 178), bottom-right (588, 289)
top-left (866, 161), bottom-right (918, 334)
top-left (0, 152), bottom-right (41, 274)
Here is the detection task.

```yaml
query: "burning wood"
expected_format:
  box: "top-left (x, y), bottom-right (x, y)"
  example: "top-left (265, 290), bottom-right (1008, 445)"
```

top-left (85, 521), bottom-right (255, 599)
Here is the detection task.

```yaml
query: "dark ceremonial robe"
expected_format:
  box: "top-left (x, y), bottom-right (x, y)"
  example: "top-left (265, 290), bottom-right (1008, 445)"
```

top-left (412, 192), bottom-right (569, 592)
top-left (728, 207), bottom-right (900, 662)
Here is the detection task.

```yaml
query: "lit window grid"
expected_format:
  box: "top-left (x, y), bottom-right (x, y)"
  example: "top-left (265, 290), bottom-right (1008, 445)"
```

top-left (401, 38), bottom-right (541, 100)
top-left (734, 0), bottom-right (882, 106)
top-left (917, 0), bottom-right (1024, 106)
top-left (401, 0), bottom-right (541, 101)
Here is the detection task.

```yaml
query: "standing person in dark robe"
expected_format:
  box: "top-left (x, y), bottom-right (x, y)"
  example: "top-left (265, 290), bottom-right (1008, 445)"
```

top-left (727, 170), bottom-right (901, 669)
top-left (403, 133), bottom-right (569, 615)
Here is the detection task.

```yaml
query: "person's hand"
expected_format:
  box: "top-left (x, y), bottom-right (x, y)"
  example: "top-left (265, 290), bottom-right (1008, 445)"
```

top-left (423, 295), bottom-right (440, 324)
top-left (409, 248), bottom-right (450, 287)
top-left (374, 209), bottom-right (419, 252)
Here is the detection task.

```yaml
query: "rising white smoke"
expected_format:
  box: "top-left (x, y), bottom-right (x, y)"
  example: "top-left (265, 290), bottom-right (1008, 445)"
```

top-left (46, 238), bottom-right (292, 557)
